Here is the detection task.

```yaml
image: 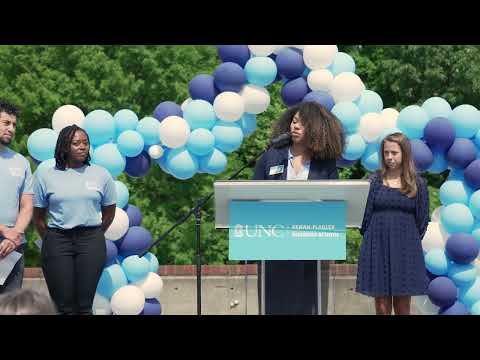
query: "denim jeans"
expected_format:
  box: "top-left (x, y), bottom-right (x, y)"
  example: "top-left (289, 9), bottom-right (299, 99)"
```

top-left (0, 240), bottom-right (25, 294)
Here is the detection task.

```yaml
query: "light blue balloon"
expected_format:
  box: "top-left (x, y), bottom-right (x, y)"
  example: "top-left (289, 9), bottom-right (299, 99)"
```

top-left (361, 142), bottom-right (380, 172)
top-left (83, 110), bottom-right (115, 146)
top-left (27, 128), bottom-right (58, 161)
top-left (472, 221), bottom-right (480, 247)
top-left (155, 148), bottom-right (170, 175)
top-left (356, 90), bottom-right (383, 114)
top-left (96, 264), bottom-right (128, 299)
top-left (331, 102), bottom-right (361, 134)
top-left (428, 151), bottom-right (449, 174)
top-left (114, 109), bottom-right (139, 138)
top-left (376, 127), bottom-right (403, 145)
top-left (396, 105), bottom-right (429, 139)
top-left (471, 300), bottom-right (480, 315)
top-left (117, 130), bottom-right (145, 158)
top-left (440, 180), bottom-right (473, 206)
top-left (244, 56), bottom-right (277, 87)
top-left (343, 134), bottom-right (366, 160)
top-left (114, 180), bottom-right (129, 209)
top-left (422, 97), bottom-right (452, 119)
top-left (199, 148), bottom-right (227, 175)
top-left (425, 249), bottom-right (449, 276)
top-left (167, 147), bottom-right (199, 180)
top-left (469, 190), bottom-right (480, 219)
top-left (330, 52), bottom-right (356, 76)
top-left (183, 100), bottom-right (216, 130)
top-left (441, 203), bottom-right (474, 234)
top-left (143, 252), bottom-right (159, 274)
top-left (474, 129), bottom-right (480, 149)
top-left (239, 113), bottom-right (257, 136)
top-left (136, 117), bottom-right (160, 146)
top-left (212, 120), bottom-right (244, 153)
top-left (448, 104), bottom-right (480, 139)
top-left (187, 128), bottom-right (215, 156)
top-left (448, 263), bottom-right (477, 288)
top-left (35, 158), bottom-right (56, 174)
top-left (92, 143), bottom-right (126, 178)
top-left (121, 255), bottom-right (150, 283)
top-left (459, 277), bottom-right (480, 309)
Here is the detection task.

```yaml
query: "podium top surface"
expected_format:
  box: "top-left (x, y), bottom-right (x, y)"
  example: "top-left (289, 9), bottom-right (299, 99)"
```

top-left (214, 180), bottom-right (370, 229)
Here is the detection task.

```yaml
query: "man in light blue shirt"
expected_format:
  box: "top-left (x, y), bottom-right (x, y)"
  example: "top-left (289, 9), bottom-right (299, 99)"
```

top-left (0, 101), bottom-right (33, 293)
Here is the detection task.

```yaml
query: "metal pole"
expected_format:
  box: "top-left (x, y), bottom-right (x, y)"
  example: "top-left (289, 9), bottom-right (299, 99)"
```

top-left (194, 205), bottom-right (202, 315)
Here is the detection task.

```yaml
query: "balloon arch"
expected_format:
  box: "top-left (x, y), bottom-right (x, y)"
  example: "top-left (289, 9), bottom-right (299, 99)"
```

top-left (26, 45), bottom-right (480, 315)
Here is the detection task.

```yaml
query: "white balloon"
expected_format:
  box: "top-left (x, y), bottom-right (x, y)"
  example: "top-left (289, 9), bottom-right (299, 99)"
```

top-left (52, 105), bottom-right (85, 133)
top-left (92, 293), bottom-right (112, 315)
top-left (248, 45), bottom-right (276, 57)
top-left (213, 92), bottom-right (245, 122)
top-left (148, 145), bottom-right (164, 159)
top-left (431, 206), bottom-right (444, 223)
top-left (358, 113), bottom-right (384, 143)
top-left (111, 285), bottom-right (145, 315)
top-left (181, 98), bottom-right (192, 112)
top-left (381, 108), bottom-right (399, 129)
top-left (331, 72), bottom-right (365, 103)
top-left (422, 222), bottom-right (448, 252)
top-left (105, 207), bottom-right (129, 241)
top-left (239, 85), bottom-right (270, 115)
top-left (303, 45), bottom-right (338, 70)
top-left (158, 116), bottom-right (190, 149)
top-left (134, 272), bottom-right (164, 299)
top-left (307, 69), bottom-right (334, 92)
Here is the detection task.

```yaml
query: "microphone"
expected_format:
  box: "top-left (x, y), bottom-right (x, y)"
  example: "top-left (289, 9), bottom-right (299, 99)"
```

top-left (269, 133), bottom-right (292, 148)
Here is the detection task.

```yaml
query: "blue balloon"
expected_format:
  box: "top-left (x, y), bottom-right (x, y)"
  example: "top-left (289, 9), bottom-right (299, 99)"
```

top-left (121, 255), bottom-right (150, 283)
top-left (464, 160), bottom-right (480, 190)
top-left (410, 139), bottom-right (434, 171)
top-left (448, 104), bottom-right (480, 139)
top-left (187, 128), bottom-right (215, 157)
top-left (303, 91), bottom-right (335, 111)
top-left (153, 101), bottom-right (182, 122)
top-left (124, 204), bottom-right (142, 227)
top-left (343, 134), bottom-right (366, 161)
top-left (448, 168), bottom-right (465, 181)
top-left (459, 277), bottom-right (480, 309)
top-left (96, 264), bottom-right (128, 299)
top-left (143, 252), bottom-right (159, 274)
top-left (239, 113), bottom-right (257, 136)
top-left (244, 56), bottom-right (277, 87)
top-left (428, 151), bottom-right (449, 174)
top-left (281, 77), bottom-right (309, 107)
top-left (114, 180), bottom-right (129, 209)
top-left (199, 148), bottom-right (227, 175)
top-left (167, 147), bottom-right (199, 180)
top-left (448, 263), bottom-right (477, 288)
top-left (84, 110), bottom-right (115, 146)
top-left (439, 180), bottom-right (472, 206)
top-left (423, 117), bottom-right (456, 152)
top-left (356, 90), bottom-right (383, 114)
top-left (189, 74), bottom-right (219, 104)
top-left (183, 100), bottom-right (216, 130)
top-left (422, 97), bottom-right (452, 119)
top-left (446, 233), bottom-right (479, 264)
top-left (141, 298), bottom-right (162, 315)
top-left (472, 221), bottom-right (480, 247)
top-left (469, 190), bottom-right (480, 218)
top-left (213, 62), bottom-right (246, 93)
top-left (427, 276), bottom-right (457, 308)
top-left (211, 121), bottom-right (244, 153)
top-left (470, 300), bottom-right (480, 315)
top-left (446, 138), bottom-right (476, 169)
top-left (117, 130), bottom-right (144, 158)
top-left (441, 203), bottom-right (474, 234)
top-left (217, 45), bottom-right (250, 67)
top-left (331, 102), bottom-right (362, 134)
top-left (136, 117), bottom-right (160, 146)
top-left (330, 52), bottom-right (356, 76)
top-left (114, 109), bottom-right (139, 138)
top-left (361, 143), bottom-right (380, 172)
top-left (275, 48), bottom-right (305, 79)
top-left (125, 151), bottom-right (151, 178)
top-left (439, 301), bottom-right (469, 315)
top-left (27, 128), bottom-right (58, 161)
top-left (118, 226), bottom-right (153, 258)
top-left (425, 249), bottom-right (449, 276)
top-left (93, 144), bottom-right (126, 178)
top-left (105, 240), bottom-right (118, 267)
top-left (396, 105), bottom-right (429, 139)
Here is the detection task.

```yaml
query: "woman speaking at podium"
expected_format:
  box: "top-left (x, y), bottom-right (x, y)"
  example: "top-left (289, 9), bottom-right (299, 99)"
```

top-left (253, 101), bottom-right (345, 315)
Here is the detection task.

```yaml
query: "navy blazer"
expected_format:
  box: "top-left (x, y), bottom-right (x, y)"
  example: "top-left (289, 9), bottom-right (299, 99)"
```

top-left (253, 145), bottom-right (339, 180)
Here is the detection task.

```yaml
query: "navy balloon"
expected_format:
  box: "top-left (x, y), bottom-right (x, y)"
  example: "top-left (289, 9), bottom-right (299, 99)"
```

top-left (281, 77), bottom-right (309, 107)
top-left (446, 138), bottom-right (477, 169)
top-left (125, 151), bottom-right (151, 178)
top-left (118, 226), bottom-right (153, 257)
top-left (439, 301), bottom-right (469, 315)
top-left (213, 62), bottom-right (246, 93)
top-left (464, 159), bottom-right (480, 190)
top-left (189, 74), bottom-right (219, 104)
top-left (446, 233), bottom-right (479, 264)
top-left (424, 117), bottom-right (456, 152)
top-left (141, 298), bottom-right (162, 315)
top-left (217, 45), bottom-right (250, 67)
top-left (427, 276), bottom-right (457, 308)
top-left (105, 240), bottom-right (118, 267)
top-left (124, 204), bottom-right (143, 227)
top-left (410, 139), bottom-right (434, 171)
top-left (303, 91), bottom-right (335, 111)
top-left (275, 48), bottom-right (305, 79)
top-left (153, 101), bottom-right (182, 122)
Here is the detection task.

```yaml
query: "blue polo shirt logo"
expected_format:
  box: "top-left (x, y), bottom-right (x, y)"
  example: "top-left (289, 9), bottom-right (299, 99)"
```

top-left (85, 180), bottom-right (101, 191)
top-left (8, 167), bottom-right (22, 177)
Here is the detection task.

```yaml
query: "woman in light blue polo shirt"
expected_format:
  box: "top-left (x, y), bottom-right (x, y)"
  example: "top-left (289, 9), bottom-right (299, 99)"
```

top-left (33, 125), bottom-right (116, 315)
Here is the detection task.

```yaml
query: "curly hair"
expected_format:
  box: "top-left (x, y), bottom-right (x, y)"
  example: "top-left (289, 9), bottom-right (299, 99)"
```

top-left (271, 101), bottom-right (345, 160)
top-left (54, 125), bottom-right (91, 170)
top-left (0, 100), bottom-right (19, 118)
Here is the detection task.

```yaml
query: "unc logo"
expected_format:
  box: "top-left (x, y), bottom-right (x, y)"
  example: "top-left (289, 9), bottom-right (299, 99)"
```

top-left (9, 167), bottom-right (22, 177)
top-left (234, 224), bottom-right (244, 238)
top-left (85, 180), bottom-right (100, 191)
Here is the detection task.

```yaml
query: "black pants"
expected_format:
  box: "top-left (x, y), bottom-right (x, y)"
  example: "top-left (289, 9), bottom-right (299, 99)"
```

top-left (41, 226), bottom-right (106, 315)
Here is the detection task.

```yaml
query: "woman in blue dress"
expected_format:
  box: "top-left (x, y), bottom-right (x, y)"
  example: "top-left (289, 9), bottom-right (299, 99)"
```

top-left (356, 132), bottom-right (429, 315)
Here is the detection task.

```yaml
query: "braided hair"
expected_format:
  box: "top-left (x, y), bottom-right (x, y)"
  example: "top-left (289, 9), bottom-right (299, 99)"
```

top-left (54, 125), bottom-right (91, 170)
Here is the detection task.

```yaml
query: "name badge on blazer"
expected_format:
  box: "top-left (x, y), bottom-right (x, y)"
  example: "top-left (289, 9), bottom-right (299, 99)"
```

top-left (269, 165), bottom-right (284, 176)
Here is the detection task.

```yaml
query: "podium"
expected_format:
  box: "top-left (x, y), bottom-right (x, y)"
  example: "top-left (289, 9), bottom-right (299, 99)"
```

top-left (214, 180), bottom-right (370, 315)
